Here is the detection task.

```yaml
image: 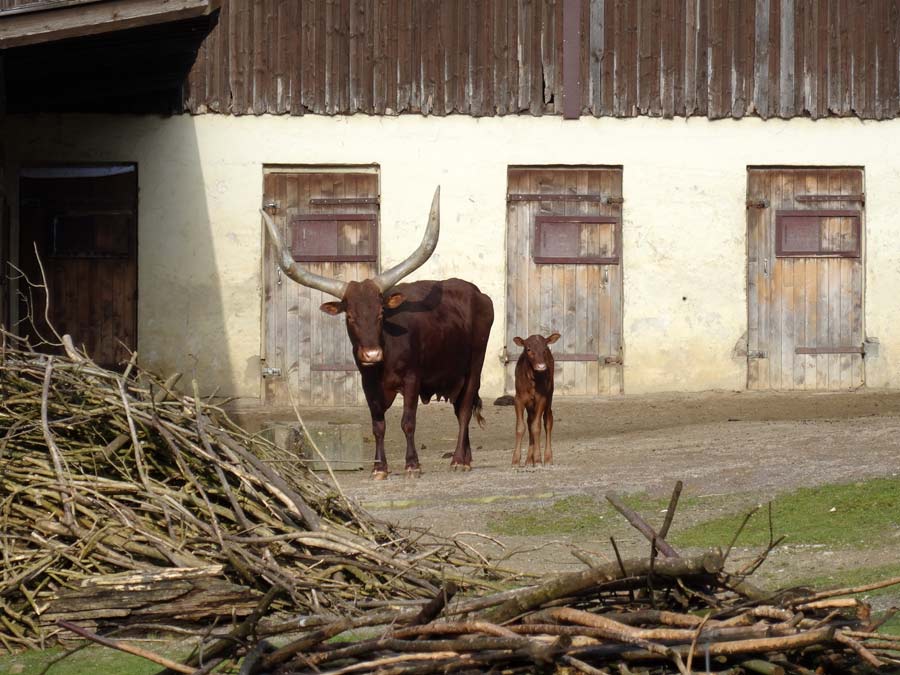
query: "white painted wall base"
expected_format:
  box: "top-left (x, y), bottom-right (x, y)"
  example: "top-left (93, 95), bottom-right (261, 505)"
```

top-left (4, 113), bottom-right (900, 399)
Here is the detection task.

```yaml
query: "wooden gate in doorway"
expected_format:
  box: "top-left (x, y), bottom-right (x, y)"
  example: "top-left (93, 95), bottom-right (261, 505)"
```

top-left (505, 167), bottom-right (624, 396)
top-left (747, 167), bottom-right (865, 390)
top-left (262, 168), bottom-right (378, 407)
top-left (18, 165), bottom-right (138, 369)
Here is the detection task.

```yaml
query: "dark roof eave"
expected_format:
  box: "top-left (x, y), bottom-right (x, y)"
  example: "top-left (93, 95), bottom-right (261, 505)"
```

top-left (0, 0), bottom-right (221, 49)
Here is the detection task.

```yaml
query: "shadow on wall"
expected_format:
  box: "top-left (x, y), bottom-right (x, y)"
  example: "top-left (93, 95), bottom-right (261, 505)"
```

top-left (2, 114), bottom-right (239, 397)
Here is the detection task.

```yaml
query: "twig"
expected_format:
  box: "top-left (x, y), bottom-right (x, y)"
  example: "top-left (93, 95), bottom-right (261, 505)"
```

top-left (56, 620), bottom-right (193, 674)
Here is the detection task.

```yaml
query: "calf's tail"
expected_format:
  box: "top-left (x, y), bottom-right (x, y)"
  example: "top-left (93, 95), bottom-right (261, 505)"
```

top-left (474, 394), bottom-right (485, 429)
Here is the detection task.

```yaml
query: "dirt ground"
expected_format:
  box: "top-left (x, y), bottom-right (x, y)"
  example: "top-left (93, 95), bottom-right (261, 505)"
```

top-left (238, 389), bottom-right (900, 598)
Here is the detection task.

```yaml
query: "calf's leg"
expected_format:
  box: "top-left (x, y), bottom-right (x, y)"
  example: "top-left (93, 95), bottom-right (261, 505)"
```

top-left (512, 399), bottom-right (526, 466)
top-left (524, 406), bottom-right (539, 467)
top-left (543, 405), bottom-right (554, 465)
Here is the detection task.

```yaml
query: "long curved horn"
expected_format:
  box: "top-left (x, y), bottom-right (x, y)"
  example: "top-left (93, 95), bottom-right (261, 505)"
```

top-left (373, 186), bottom-right (440, 292)
top-left (260, 209), bottom-right (348, 299)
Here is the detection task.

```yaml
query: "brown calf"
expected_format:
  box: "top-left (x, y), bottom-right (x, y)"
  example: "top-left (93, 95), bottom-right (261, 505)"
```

top-left (512, 333), bottom-right (560, 467)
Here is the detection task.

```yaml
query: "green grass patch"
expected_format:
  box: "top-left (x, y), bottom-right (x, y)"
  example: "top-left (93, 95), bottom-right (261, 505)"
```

top-left (882, 614), bottom-right (900, 637)
top-left (671, 477), bottom-right (900, 549)
top-left (785, 561), bottom-right (900, 597)
top-left (486, 492), bottom-right (697, 537)
top-left (0, 642), bottom-right (194, 675)
top-left (488, 495), bottom-right (607, 536)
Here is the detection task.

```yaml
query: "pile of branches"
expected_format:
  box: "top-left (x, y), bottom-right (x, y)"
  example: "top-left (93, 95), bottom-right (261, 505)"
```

top-left (148, 483), bottom-right (897, 675)
top-left (0, 328), bottom-right (509, 652)
top-left (233, 552), bottom-right (900, 675)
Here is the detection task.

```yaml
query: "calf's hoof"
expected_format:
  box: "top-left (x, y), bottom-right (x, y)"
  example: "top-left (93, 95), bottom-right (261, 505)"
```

top-left (405, 467), bottom-right (422, 479)
top-left (371, 470), bottom-right (390, 481)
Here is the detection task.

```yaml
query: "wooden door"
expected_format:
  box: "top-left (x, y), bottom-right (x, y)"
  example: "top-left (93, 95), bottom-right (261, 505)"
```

top-left (18, 165), bottom-right (138, 368)
top-left (747, 167), bottom-right (865, 390)
top-left (262, 168), bottom-right (378, 407)
top-left (505, 167), bottom-right (624, 396)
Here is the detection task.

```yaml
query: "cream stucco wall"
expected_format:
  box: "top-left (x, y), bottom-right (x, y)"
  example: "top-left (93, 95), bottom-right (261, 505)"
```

top-left (4, 113), bottom-right (900, 400)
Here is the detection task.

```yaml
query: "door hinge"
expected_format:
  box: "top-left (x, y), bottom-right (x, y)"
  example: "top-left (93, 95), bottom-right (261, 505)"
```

top-left (263, 199), bottom-right (279, 211)
top-left (746, 198), bottom-right (769, 209)
top-left (261, 366), bottom-right (282, 378)
top-left (603, 355), bottom-right (623, 365)
top-left (748, 350), bottom-right (767, 359)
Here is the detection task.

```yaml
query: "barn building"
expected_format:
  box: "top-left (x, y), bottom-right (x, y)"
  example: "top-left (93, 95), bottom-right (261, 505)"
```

top-left (1, 1), bottom-right (899, 407)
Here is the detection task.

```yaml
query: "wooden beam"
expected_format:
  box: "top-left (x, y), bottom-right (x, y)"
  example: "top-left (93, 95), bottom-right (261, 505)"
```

top-left (0, 0), bottom-right (221, 49)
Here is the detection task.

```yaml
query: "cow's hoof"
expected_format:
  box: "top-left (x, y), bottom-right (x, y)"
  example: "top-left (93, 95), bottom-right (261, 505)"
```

top-left (405, 467), bottom-right (422, 479)
top-left (371, 470), bottom-right (390, 481)
top-left (462, 464), bottom-right (472, 472)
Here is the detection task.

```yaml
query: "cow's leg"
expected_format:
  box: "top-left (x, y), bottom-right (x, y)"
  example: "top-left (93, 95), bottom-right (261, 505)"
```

top-left (543, 404), bottom-right (554, 465)
top-left (512, 398), bottom-right (526, 467)
top-left (401, 380), bottom-right (422, 477)
top-left (364, 382), bottom-right (395, 480)
top-left (450, 395), bottom-right (473, 470)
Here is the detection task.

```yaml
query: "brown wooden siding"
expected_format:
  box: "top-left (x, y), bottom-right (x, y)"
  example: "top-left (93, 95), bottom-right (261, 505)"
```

top-left (181, 0), bottom-right (900, 120)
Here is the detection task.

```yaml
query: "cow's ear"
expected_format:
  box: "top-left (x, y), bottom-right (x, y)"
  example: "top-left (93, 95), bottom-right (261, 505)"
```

top-left (513, 336), bottom-right (525, 347)
top-left (320, 301), bottom-right (345, 315)
top-left (546, 332), bottom-right (561, 344)
top-left (384, 293), bottom-right (405, 309)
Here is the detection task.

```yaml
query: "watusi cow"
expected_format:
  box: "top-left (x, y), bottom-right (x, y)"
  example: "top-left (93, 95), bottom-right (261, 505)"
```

top-left (261, 188), bottom-right (494, 479)
top-left (511, 332), bottom-right (560, 467)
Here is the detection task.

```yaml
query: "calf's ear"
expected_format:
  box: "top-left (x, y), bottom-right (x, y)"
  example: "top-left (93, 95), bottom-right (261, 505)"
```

top-left (546, 332), bottom-right (561, 344)
top-left (384, 293), bottom-right (405, 309)
top-left (320, 301), bottom-right (345, 315)
top-left (513, 336), bottom-right (525, 347)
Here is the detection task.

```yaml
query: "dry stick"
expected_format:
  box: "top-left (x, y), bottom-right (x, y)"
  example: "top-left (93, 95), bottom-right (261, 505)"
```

top-left (411, 581), bottom-right (458, 626)
top-left (723, 505), bottom-right (760, 562)
top-left (835, 629), bottom-right (885, 668)
top-left (608, 537), bottom-right (634, 603)
top-left (167, 585), bottom-right (283, 675)
top-left (317, 651), bottom-right (462, 675)
top-left (40, 357), bottom-right (74, 527)
top-left (191, 380), bottom-right (254, 534)
top-left (605, 493), bottom-right (680, 558)
top-left (788, 576), bottom-right (900, 606)
top-left (657, 480), bottom-right (683, 540)
top-left (544, 608), bottom-right (689, 675)
top-left (684, 610), bottom-right (712, 674)
top-left (562, 654), bottom-right (610, 675)
top-left (211, 427), bottom-right (322, 532)
top-left (480, 552), bottom-right (723, 624)
top-left (389, 622), bottom-right (520, 640)
top-left (739, 660), bottom-right (785, 675)
top-left (572, 627), bottom-right (837, 663)
top-left (117, 363), bottom-right (151, 492)
top-left (56, 620), bottom-right (193, 674)
top-left (864, 607), bottom-right (898, 632)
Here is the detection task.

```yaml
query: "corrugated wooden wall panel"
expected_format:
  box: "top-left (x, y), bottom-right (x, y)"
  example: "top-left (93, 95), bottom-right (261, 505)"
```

top-left (181, 0), bottom-right (900, 120)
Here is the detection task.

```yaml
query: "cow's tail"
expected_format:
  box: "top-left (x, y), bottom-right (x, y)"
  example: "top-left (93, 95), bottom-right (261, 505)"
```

top-left (474, 394), bottom-right (486, 429)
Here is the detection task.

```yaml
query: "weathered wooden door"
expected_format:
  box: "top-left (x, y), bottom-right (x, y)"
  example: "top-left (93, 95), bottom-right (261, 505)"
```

top-left (747, 167), bottom-right (865, 390)
top-left (505, 167), bottom-right (624, 396)
top-left (262, 168), bottom-right (378, 406)
top-left (18, 165), bottom-right (138, 368)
